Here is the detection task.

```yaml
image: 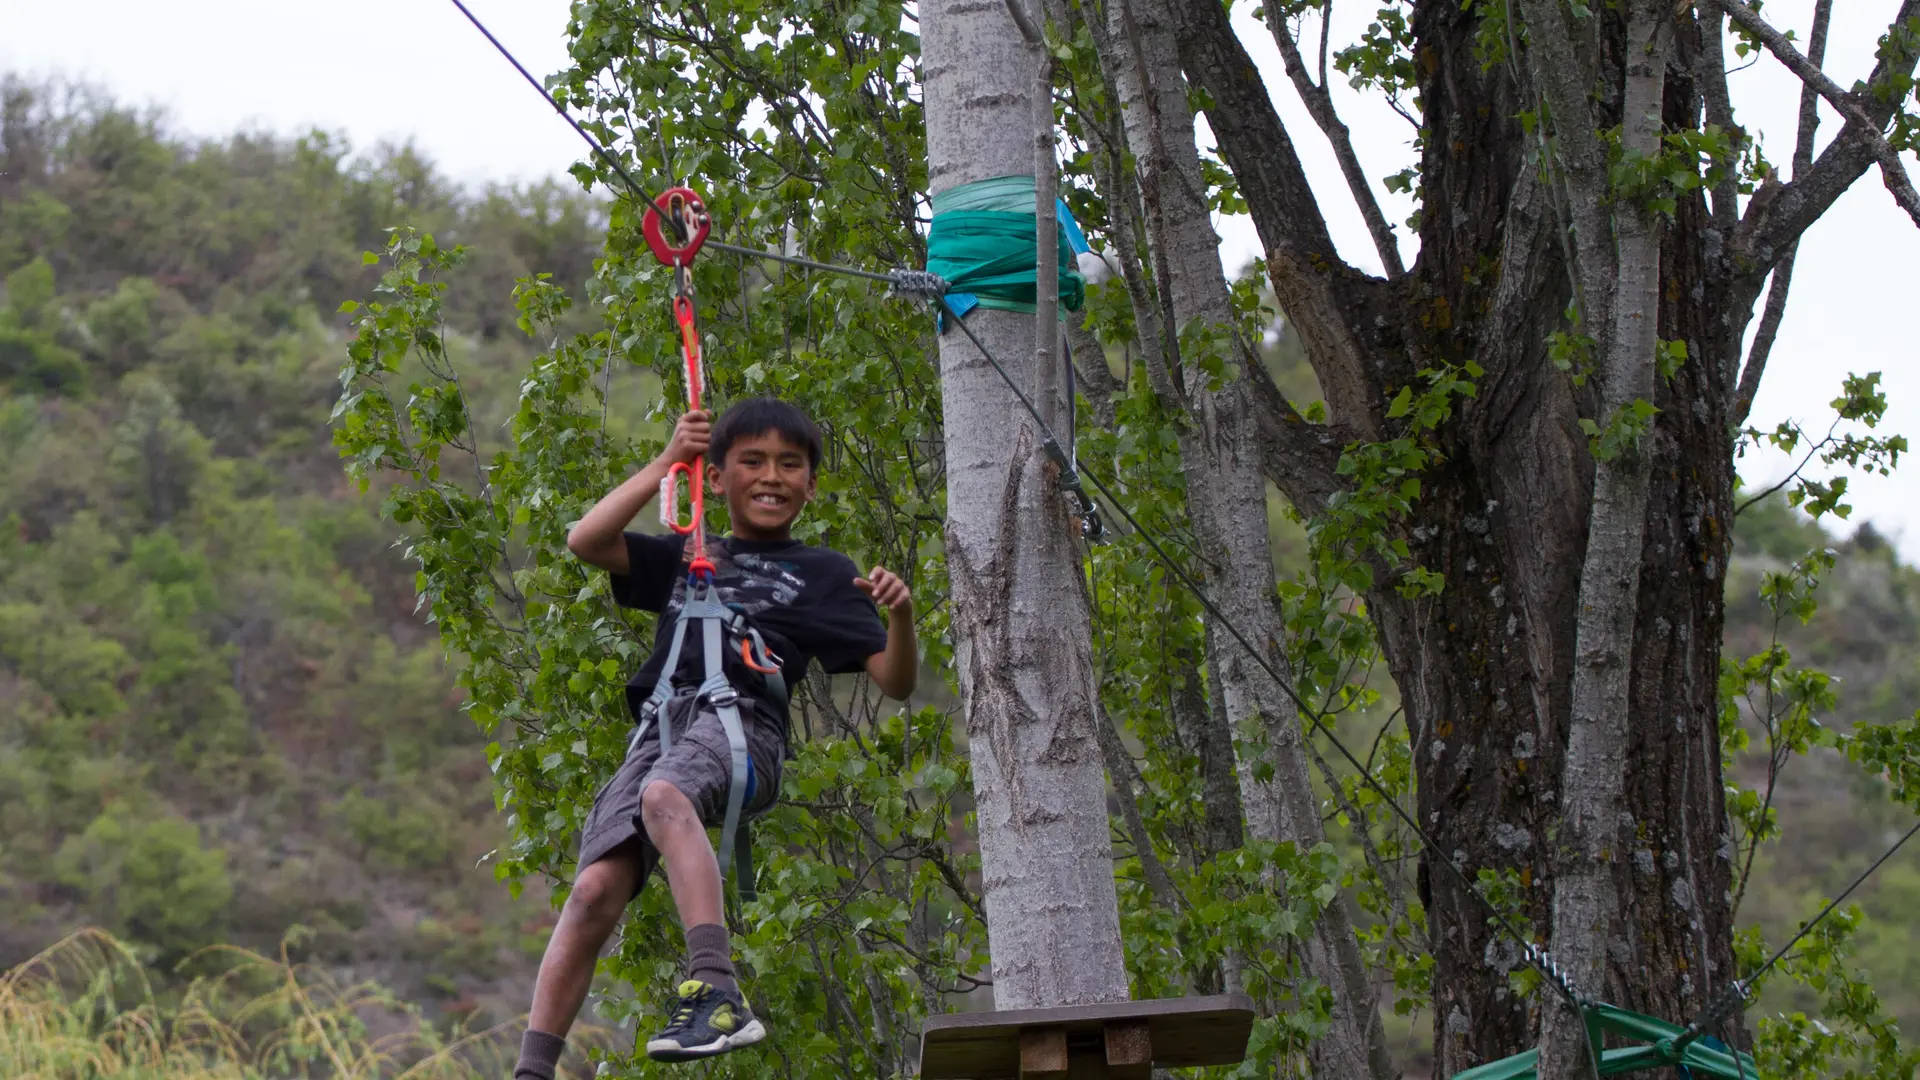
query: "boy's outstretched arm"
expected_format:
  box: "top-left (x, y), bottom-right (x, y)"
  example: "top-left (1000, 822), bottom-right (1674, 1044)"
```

top-left (856, 567), bottom-right (917, 700)
top-left (567, 410), bottom-right (710, 574)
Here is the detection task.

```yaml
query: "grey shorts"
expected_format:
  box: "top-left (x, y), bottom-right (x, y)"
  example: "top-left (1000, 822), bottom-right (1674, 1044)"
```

top-left (577, 689), bottom-right (785, 897)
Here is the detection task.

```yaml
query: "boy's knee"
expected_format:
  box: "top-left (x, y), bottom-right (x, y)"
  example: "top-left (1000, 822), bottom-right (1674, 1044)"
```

top-left (564, 863), bottom-right (628, 927)
top-left (639, 779), bottom-right (692, 824)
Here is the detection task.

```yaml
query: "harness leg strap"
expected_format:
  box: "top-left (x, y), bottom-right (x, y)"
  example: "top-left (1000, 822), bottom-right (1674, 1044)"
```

top-left (637, 592), bottom-right (699, 755)
top-left (699, 606), bottom-right (752, 888)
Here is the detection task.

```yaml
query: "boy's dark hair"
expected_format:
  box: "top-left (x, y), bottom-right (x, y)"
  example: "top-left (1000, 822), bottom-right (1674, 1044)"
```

top-left (710, 397), bottom-right (824, 474)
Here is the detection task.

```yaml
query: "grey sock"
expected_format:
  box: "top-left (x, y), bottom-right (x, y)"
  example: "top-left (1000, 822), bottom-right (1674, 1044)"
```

top-left (683, 921), bottom-right (738, 994)
top-left (514, 1028), bottom-right (566, 1080)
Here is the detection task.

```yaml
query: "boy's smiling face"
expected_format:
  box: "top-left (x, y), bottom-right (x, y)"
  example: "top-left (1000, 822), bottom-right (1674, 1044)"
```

top-left (707, 429), bottom-right (816, 540)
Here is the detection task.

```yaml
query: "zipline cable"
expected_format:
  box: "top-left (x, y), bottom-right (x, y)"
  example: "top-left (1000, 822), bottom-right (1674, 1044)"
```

top-left (445, 0), bottom-right (684, 244)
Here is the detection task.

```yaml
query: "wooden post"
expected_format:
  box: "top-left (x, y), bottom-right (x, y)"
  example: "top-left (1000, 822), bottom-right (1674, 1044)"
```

top-left (1018, 1028), bottom-right (1068, 1079)
top-left (1103, 1019), bottom-right (1152, 1080)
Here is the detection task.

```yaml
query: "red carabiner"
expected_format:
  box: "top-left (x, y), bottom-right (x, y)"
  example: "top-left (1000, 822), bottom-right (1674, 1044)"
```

top-left (649, 188), bottom-right (714, 575)
top-left (642, 187), bottom-right (712, 267)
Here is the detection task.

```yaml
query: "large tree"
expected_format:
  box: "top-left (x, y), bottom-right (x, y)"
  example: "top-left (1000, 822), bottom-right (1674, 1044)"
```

top-left (1168, 0), bottom-right (1920, 1073)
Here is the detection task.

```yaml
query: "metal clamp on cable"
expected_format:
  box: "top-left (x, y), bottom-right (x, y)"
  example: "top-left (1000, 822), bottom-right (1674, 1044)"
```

top-left (887, 268), bottom-right (950, 301)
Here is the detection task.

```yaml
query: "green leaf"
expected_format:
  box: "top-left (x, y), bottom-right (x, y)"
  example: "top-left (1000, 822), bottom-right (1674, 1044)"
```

top-left (1386, 385), bottom-right (1413, 419)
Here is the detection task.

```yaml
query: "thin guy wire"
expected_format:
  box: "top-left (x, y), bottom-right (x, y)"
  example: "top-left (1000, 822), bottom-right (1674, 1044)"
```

top-left (708, 240), bottom-right (902, 284)
top-left (1681, 813), bottom-right (1920, 1041)
top-left (935, 296), bottom-right (1105, 539)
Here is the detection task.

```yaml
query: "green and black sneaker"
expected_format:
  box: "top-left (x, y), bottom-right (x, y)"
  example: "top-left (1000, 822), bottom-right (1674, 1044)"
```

top-left (644, 980), bottom-right (767, 1062)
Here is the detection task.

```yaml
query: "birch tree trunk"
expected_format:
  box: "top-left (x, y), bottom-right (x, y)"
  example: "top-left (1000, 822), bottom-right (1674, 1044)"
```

top-left (1086, 2), bottom-right (1391, 1076)
top-left (1539, 6), bottom-right (1670, 1075)
top-left (921, 0), bottom-right (1130, 1011)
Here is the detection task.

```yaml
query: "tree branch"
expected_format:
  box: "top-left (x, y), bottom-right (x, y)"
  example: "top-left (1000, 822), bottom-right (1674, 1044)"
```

top-left (1171, 0), bottom-right (1394, 434)
top-left (1240, 347), bottom-right (1349, 515)
top-left (1513, 0), bottom-right (1619, 330)
top-left (1731, 0), bottom-right (1920, 272)
top-left (1730, 0), bottom-right (1834, 426)
top-left (1696, 6), bottom-right (1742, 239)
top-left (1265, 7), bottom-right (1405, 278)
top-left (1094, 700), bottom-right (1183, 912)
top-left (1715, 0), bottom-right (1920, 229)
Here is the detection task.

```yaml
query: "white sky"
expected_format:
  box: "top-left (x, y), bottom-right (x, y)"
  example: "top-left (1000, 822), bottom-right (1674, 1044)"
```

top-left (3, 0), bottom-right (1915, 557)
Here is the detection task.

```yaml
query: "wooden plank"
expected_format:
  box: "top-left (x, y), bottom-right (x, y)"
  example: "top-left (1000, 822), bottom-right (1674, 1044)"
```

top-left (1103, 1019), bottom-right (1152, 1080)
top-left (1018, 1028), bottom-right (1068, 1079)
top-left (919, 994), bottom-right (1254, 1079)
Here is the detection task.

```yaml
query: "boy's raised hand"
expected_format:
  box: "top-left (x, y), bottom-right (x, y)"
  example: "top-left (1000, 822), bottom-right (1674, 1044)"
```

top-left (661, 409), bottom-right (711, 466)
top-left (855, 566), bottom-right (913, 615)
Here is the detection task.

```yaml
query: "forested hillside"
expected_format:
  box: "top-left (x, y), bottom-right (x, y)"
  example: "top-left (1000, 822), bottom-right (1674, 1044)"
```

top-left (0, 76), bottom-right (601, 1020)
top-left (2, 72), bottom-right (1918, 1065)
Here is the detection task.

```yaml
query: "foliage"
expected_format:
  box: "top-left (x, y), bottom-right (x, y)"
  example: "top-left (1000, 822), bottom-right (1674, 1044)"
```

top-left (0, 74), bottom-right (604, 1019)
top-left (0, 928), bottom-right (603, 1078)
top-left (1719, 476), bottom-right (1920, 1072)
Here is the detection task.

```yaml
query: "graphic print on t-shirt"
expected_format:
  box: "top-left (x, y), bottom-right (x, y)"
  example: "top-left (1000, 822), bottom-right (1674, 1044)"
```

top-left (610, 531), bottom-right (889, 726)
top-left (665, 547), bottom-right (805, 619)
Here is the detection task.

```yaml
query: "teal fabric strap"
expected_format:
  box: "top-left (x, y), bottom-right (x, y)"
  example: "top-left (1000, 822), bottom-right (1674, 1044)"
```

top-left (927, 175), bottom-right (1085, 318)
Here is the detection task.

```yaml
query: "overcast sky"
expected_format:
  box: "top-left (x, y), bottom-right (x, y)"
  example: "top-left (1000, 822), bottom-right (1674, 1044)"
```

top-left (3, 0), bottom-right (1915, 557)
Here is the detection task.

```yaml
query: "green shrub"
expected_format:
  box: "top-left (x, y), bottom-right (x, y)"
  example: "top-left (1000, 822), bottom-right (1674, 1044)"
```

top-left (53, 802), bottom-right (233, 958)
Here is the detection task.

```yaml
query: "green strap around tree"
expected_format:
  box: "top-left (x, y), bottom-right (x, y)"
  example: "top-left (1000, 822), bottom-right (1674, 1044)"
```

top-left (926, 174), bottom-right (1084, 316)
top-left (1451, 1003), bottom-right (1756, 1080)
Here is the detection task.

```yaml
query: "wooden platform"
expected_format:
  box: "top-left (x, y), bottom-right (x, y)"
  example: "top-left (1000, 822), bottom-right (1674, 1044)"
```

top-left (919, 994), bottom-right (1256, 1079)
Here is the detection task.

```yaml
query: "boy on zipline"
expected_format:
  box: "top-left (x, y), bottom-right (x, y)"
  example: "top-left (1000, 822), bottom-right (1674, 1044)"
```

top-left (514, 398), bottom-right (917, 1077)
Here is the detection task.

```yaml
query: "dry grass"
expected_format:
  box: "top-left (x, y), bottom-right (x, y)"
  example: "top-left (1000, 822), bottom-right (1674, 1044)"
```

top-left (0, 928), bottom-right (598, 1079)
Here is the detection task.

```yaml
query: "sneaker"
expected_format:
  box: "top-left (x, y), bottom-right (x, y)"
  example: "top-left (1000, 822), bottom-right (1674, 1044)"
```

top-left (644, 979), bottom-right (767, 1062)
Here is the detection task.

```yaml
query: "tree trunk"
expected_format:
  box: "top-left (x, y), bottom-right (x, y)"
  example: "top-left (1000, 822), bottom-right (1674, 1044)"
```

top-left (1541, 5), bottom-right (1670, 1075)
top-left (921, 0), bottom-right (1130, 1011)
top-left (1087, 2), bottom-right (1391, 1076)
top-left (1155, 0), bottom-right (1920, 1071)
top-left (1378, 6), bottom-right (1738, 1074)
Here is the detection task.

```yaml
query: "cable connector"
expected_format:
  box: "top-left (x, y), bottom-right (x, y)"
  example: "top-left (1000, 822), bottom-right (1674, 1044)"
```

top-left (887, 269), bottom-right (950, 301)
top-left (1521, 940), bottom-right (1591, 1009)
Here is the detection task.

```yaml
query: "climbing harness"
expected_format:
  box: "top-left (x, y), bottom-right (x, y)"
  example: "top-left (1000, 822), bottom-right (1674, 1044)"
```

top-left (629, 186), bottom-right (785, 903)
top-left (454, 10), bottom-right (1920, 1071)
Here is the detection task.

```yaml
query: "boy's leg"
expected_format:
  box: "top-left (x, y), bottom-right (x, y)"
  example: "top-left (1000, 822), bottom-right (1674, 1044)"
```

top-left (515, 846), bottom-right (646, 1080)
top-left (634, 705), bottom-right (784, 1060)
top-left (638, 778), bottom-right (733, 989)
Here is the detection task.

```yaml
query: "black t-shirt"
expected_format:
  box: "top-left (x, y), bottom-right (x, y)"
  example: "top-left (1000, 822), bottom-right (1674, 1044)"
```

top-left (609, 531), bottom-right (888, 733)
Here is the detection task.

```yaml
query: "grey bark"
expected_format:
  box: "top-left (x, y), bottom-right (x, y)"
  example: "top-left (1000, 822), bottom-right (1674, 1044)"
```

top-left (1089, 2), bottom-right (1392, 1077)
top-left (1541, 6), bottom-right (1669, 1077)
top-left (922, 0), bottom-right (1130, 1011)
